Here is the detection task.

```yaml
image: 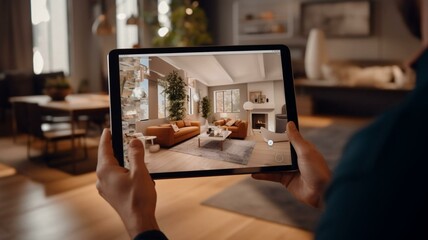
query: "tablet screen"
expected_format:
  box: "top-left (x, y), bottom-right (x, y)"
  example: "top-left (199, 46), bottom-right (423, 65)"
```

top-left (108, 45), bottom-right (298, 179)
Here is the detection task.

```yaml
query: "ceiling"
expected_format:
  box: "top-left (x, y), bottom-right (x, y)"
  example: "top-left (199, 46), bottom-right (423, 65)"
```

top-left (160, 53), bottom-right (283, 86)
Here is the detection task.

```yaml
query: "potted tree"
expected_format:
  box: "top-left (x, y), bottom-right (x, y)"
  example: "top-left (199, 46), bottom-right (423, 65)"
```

top-left (164, 70), bottom-right (187, 121)
top-left (201, 96), bottom-right (211, 127)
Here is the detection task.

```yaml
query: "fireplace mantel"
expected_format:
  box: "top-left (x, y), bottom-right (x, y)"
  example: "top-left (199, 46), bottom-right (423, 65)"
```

top-left (253, 107), bottom-right (275, 111)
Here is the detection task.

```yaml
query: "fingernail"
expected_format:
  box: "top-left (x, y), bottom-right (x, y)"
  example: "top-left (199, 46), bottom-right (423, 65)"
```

top-left (288, 121), bottom-right (296, 130)
top-left (129, 139), bottom-right (142, 148)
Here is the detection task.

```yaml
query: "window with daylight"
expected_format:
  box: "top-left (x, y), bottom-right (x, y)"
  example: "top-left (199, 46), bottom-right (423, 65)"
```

top-left (214, 89), bottom-right (240, 113)
top-left (31, 0), bottom-right (70, 74)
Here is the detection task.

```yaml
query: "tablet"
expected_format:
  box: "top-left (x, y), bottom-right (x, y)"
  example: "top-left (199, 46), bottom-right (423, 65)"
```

top-left (108, 44), bottom-right (299, 179)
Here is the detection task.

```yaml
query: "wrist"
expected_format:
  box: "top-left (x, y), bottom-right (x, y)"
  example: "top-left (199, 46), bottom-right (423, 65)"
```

top-left (124, 213), bottom-right (160, 239)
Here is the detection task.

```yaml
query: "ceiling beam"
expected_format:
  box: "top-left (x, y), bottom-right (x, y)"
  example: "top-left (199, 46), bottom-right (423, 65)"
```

top-left (213, 56), bottom-right (234, 84)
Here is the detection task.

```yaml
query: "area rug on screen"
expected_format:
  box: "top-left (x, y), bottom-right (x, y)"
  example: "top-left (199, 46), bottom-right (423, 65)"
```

top-left (169, 137), bottom-right (256, 165)
top-left (202, 122), bottom-right (366, 232)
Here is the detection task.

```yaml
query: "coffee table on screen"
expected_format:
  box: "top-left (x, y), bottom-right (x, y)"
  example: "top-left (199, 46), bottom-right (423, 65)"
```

top-left (197, 130), bottom-right (232, 151)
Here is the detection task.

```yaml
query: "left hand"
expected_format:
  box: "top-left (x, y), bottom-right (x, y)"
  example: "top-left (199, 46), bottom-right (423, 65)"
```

top-left (96, 129), bottom-right (160, 239)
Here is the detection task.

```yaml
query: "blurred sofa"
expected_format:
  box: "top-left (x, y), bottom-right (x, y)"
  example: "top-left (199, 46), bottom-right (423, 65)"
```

top-left (275, 104), bottom-right (287, 133)
top-left (214, 119), bottom-right (247, 139)
top-left (146, 120), bottom-right (200, 147)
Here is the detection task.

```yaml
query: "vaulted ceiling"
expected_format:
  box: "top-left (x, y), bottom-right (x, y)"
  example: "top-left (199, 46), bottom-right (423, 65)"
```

top-left (160, 53), bottom-right (283, 86)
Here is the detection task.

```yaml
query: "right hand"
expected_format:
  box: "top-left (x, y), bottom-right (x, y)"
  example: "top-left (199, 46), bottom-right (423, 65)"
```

top-left (252, 121), bottom-right (331, 208)
top-left (96, 129), bottom-right (160, 239)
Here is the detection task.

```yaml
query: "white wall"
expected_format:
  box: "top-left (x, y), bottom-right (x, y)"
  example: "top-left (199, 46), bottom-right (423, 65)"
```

top-left (213, 0), bottom-right (420, 61)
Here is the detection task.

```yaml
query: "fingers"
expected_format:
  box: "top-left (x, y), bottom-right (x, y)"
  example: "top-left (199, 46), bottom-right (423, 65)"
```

top-left (252, 172), bottom-right (295, 187)
top-left (252, 173), bottom-right (283, 182)
top-left (97, 128), bottom-right (119, 168)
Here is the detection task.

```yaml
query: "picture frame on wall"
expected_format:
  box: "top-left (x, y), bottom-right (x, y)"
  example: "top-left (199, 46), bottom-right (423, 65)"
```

top-left (249, 91), bottom-right (262, 103)
top-left (300, 0), bottom-right (372, 38)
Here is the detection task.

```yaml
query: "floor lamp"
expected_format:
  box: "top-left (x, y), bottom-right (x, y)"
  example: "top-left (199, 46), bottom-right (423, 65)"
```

top-left (243, 101), bottom-right (254, 136)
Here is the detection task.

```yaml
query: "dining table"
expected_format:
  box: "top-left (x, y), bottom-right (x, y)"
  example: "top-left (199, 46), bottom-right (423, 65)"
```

top-left (9, 93), bottom-right (110, 159)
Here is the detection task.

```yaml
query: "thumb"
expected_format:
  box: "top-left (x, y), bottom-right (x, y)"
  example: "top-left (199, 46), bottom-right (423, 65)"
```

top-left (127, 139), bottom-right (147, 173)
top-left (287, 121), bottom-right (310, 156)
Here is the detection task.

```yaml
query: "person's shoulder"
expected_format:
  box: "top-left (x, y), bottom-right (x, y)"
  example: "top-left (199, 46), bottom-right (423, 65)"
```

top-left (336, 99), bottom-right (428, 177)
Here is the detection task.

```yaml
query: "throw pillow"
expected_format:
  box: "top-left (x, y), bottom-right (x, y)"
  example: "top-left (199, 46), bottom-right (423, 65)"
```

top-left (184, 119), bottom-right (192, 127)
top-left (175, 120), bottom-right (185, 128)
top-left (234, 120), bottom-right (242, 126)
top-left (226, 119), bottom-right (236, 127)
top-left (171, 123), bottom-right (180, 132)
top-left (217, 119), bottom-right (225, 126)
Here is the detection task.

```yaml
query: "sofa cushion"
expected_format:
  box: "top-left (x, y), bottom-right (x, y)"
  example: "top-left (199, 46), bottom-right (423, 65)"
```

top-left (234, 120), bottom-right (242, 126)
top-left (215, 119), bottom-right (226, 126)
top-left (184, 119), bottom-right (191, 127)
top-left (222, 125), bottom-right (239, 132)
top-left (174, 126), bottom-right (198, 137)
top-left (175, 120), bottom-right (185, 128)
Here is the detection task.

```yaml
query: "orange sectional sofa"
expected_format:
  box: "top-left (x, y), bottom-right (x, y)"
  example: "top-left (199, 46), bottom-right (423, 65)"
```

top-left (214, 119), bottom-right (247, 139)
top-left (146, 120), bottom-right (200, 147)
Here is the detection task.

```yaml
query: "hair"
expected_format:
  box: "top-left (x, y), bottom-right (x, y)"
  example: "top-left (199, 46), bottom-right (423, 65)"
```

top-left (396, 0), bottom-right (422, 39)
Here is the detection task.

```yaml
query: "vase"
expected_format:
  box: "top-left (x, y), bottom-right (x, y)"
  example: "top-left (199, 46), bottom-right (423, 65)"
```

top-left (304, 28), bottom-right (329, 80)
top-left (44, 87), bottom-right (71, 101)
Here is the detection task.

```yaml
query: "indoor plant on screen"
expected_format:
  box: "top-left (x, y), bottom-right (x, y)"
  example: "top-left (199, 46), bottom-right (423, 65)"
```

top-left (201, 96), bottom-right (211, 127)
top-left (164, 70), bottom-right (187, 121)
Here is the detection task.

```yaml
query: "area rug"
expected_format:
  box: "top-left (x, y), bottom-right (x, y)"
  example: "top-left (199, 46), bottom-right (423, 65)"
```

top-left (202, 121), bottom-right (368, 232)
top-left (169, 137), bottom-right (256, 165)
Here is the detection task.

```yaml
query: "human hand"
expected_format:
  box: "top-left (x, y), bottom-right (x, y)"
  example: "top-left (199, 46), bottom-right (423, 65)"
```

top-left (96, 129), bottom-right (159, 239)
top-left (252, 121), bottom-right (331, 208)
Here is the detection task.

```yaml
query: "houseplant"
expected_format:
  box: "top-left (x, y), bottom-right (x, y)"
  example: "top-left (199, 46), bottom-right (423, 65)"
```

top-left (164, 70), bottom-right (187, 121)
top-left (44, 76), bottom-right (72, 101)
top-left (201, 96), bottom-right (211, 126)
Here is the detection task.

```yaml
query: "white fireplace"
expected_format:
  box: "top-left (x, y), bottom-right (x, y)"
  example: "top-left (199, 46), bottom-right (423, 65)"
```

top-left (251, 109), bottom-right (275, 132)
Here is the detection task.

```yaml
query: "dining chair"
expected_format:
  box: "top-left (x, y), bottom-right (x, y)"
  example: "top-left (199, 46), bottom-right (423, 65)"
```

top-left (11, 101), bottom-right (30, 143)
top-left (26, 102), bottom-right (88, 164)
top-left (12, 101), bottom-right (71, 143)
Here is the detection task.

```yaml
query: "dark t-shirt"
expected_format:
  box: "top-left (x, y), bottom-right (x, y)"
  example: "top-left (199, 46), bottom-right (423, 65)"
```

top-left (134, 230), bottom-right (168, 240)
top-left (316, 48), bottom-right (428, 239)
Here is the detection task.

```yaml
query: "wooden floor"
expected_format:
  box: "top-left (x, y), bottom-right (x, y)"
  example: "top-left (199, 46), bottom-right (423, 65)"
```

top-left (0, 115), bottom-right (371, 240)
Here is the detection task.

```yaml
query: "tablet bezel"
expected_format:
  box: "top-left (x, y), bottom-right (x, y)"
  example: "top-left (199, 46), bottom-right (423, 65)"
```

top-left (108, 44), bottom-right (299, 179)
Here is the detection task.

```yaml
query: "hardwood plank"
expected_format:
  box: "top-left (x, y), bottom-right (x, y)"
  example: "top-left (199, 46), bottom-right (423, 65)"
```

top-left (0, 163), bottom-right (16, 178)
